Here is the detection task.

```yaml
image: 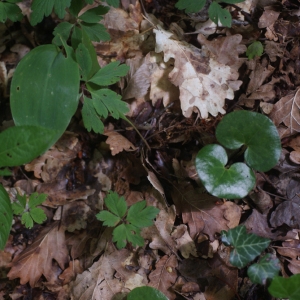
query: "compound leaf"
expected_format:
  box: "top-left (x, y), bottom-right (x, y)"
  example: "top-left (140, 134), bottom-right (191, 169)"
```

top-left (28, 192), bottom-right (47, 208)
top-left (216, 111), bottom-right (281, 172)
top-left (221, 225), bottom-right (270, 268)
top-left (246, 41), bottom-right (264, 60)
top-left (127, 286), bottom-right (168, 300)
top-left (96, 210), bottom-right (121, 227)
top-left (175, 0), bottom-right (206, 13)
top-left (0, 184), bottom-right (12, 250)
top-left (52, 22), bottom-right (74, 46)
top-left (103, 191), bottom-right (127, 218)
top-left (113, 223), bottom-right (144, 249)
top-left (208, 2), bottom-right (232, 27)
top-left (0, 1), bottom-right (23, 23)
top-left (195, 144), bottom-right (255, 199)
top-left (82, 96), bottom-right (104, 133)
top-left (127, 201), bottom-right (159, 228)
top-left (80, 22), bottom-right (110, 42)
top-left (78, 6), bottom-right (109, 23)
top-left (29, 207), bottom-right (47, 225)
top-left (21, 212), bottom-right (33, 229)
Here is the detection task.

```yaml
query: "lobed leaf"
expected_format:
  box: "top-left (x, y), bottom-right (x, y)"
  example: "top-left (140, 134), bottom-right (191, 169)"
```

top-left (104, 191), bottom-right (127, 218)
top-left (78, 6), bottom-right (109, 23)
top-left (52, 22), bottom-right (74, 46)
top-left (16, 193), bottom-right (26, 208)
top-left (28, 193), bottom-right (47, 208)
top-left (82, 97), bottom-right (104, 133)
top-left (127, 286), bottom-right (168, 300)
top-left (21, 212), bottom-right (33, 229)
top-left (80, 23), bottom-right (110, 42)
top-left (0, 1), bottom-right (23, 23)
top-left (175, 0), bottom-right (206, 13)
top-left (11, 202), bottom-right (24, 215)
top-left (96, 210), bottom-right (121, 227)
top-left (30, 207), bottom-right (47, 225)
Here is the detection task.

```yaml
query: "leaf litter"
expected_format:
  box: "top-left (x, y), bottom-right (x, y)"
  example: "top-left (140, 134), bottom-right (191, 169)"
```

top-left (1, 0), bottom-right (300, 299)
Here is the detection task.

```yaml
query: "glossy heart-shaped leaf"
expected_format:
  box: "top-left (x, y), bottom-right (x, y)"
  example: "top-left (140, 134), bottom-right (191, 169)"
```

top-left (195, 144), bottom-right (255, 199)
top-left (216, 111), bottom-right (281, 172)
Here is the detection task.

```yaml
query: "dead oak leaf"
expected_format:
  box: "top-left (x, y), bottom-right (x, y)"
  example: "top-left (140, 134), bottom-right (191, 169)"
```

top-left (7, 224), bottom-right (69, 287)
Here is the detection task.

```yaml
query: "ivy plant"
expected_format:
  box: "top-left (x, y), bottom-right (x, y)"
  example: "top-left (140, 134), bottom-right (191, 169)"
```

top-left (176, 0), bottom-right (245, 27)
top-left (195, 111), bottom-right (281, 199)
top-left (96, 191), bottom-right (160, 249)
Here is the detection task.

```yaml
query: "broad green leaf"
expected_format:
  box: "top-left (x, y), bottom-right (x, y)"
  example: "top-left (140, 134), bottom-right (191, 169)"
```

top-left (69, 0), bottom-right (85, 16)
top-left (21, 212), bottom-right (33, 228)
top-left (28, 192), bottom-right (47, 208)
top-left (221, 225), bottom-right (270, 268)
top-left (195, 144), bottom-right (255, 199)
top-left (30, 0), bottom-right (71, 26)
top-left (0, 126), bottom-right (58, 168)
top-left (0, 2), bottom-right (23, 23)
top-left (247, 254), bottom-right (280, 284)
top-left (246, 41), bottom-right (264, 60)
top-left (127, 286), bottom-right (168, 300)
top-left (52, 22), bottom-right (74, 46)
top-left (216, 111), bottom-right (281, 172)
top-left (82, 96), bottom-right (104, 133)
top-left (80, 22), bottom-right (110, 42)
top-left (76, 43), bottom-right (92, 81)
top-left (208, 2), bottom-right (232, 27)
top-left (175, 0), bottom-right (206, 13)
top-left (268, 274), bottom-right (300, 300)
top-left (127, 201), bottom-right (159, 228)
top-left (10, 44), bottom-right (80, 145)
top-left (0, 168), bottom-right (12, 176)
top-left (29, 207), bottom-right (47, 224)
top-left (113, 223), bottom-right (144, 249)
top-left (105, 0), bottom-right (119, 7)
top-left (96, 210), bottom-right (121, 227)
top-left (0, 184), bottom-right (12, 250)
top-left (89, 61), bottom-right (129, 86)
top-left (78, 6), bottom-right (109, 23)
top-left (104, 191), bottom-right (127, 218)
top-left (91, 89), bottom-right (129, 119)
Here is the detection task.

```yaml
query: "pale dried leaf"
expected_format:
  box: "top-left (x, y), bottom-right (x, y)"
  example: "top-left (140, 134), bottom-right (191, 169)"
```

top-left (59, 260), bottom-right (83, 285)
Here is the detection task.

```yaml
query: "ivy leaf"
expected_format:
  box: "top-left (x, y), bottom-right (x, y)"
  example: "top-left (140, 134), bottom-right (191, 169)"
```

top-left (76, 43), bottom-right (92, 81)
top-left (127, 201), bottom-right (159, 228)
top-left (52, 22), bottom-right (74, 46)
top-left (89, 61), bottom-right (129, 86)
top-left (91, 89), bottom-right (129, 119)
top-left (175, 0), bottom-right (206, 13)
top-left (80, 22), bottom-right (110, 42)
top-left (247, 254), bottom-right (280, 284)
top-left (268, 274), bottom-right (300, 300)
top-left (0, 1), bottom-right (23, 23)
top-left (30, 0), bottom-right (72, 26)
top-left (221, 225), bottom-right (270, 268)
top-left (246, 41), bottom-right (264, 60)
top-left (96, 210), bottom-right (121, 227)
top-left (82, 96), bottom-right (104, 133)
top-left (79, 6), bottom-right (109, 23)
top-left (113, 223), bottom-right (144, 249)
top-left (208, 2), bottom-right (232, 27)
top-left (105, 0), bottom-right (119, 7)
top-left (0, 184), bottom-right (13, 250)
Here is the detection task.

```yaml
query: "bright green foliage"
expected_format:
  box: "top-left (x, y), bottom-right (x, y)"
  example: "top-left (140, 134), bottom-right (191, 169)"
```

top-left (246, 41), bottom-right (264, 60)
top-left (247, 254), bottom-right (280, 284)
top-left (96, 191), bottom-right (160, 249)
top-left (89, 61), bottom-right (130, 86)
top-left (82, 96), bottom-right (104, 133)
top-left (12, 192), bottom-right (47, 229)
top-left (80, 23), bottom-right (110, 42)
top-left (127, 286), bottom-right (168, 300)
top-left (175, 0), bottom-right (206, 13)
top-left (195, 144), bottom-right (255, 199)
top-left (221, 225), bottom-right (270, 268)
top-left (0, 185), bottom-right (12, 250)
top-left (52, 22), bottom-right (74, 46)
top-left (76, 43), bottom-right (92, 81)
top-left (0, 0), bottom-right (23, 23)
top-left (208, 2), bottom-right (231, 27)
top-left (216, 111), bottom-right (281, 172)
top-left (0, 126), bottom-right (58, 168)
top-left (78, 5), bottom-right (109, 23)
top-left (268, 274), bottom-right (300, 300)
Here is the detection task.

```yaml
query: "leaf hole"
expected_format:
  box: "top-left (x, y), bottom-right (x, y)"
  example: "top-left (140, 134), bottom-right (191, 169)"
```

top-left (16, 86), bottom-right (20, 91)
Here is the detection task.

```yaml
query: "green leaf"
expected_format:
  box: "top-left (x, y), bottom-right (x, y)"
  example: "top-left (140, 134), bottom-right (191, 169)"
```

top-left (0, 126), bottom-right (58, 168)
top-left (21, 211), bottom-right (33, 228)
top-left (52, 22), bottom-right (74, 46)
top-left (30, 0), bottom-right (71, 26)
top-left (96, 210), bottom-right (121, 227)
top-left (11, 202), bottom-right (24, 215)
top-left (0, 184), bottom-right (12, 250)
top-left (82, 96), bottom-right (104, 133)
top-left (29, 207), bottom-right (47, 224)
top-left (104, 191), bottom-right (127, 218)
top-left (89, 61), bottom-right (129, 86)
top-left (69, 0), bottom-right (85, 16)
top-left (268, 274), bottom-right (300, 300)
top-left (127, 286), bottom-right (168, 300)
top-left (78, 6), bottom-right (109, 23)
top-left (175, 0), bottom-right (206, 13)
top-left (91, 89), bottom-right (129, 119)
top-left (127, 201), bottom-right (159, 228)
top-left (246, 41), bottom-right (264, 60)
top-left (105, 0), bottom-right (119, 7)
top-left (76, 43), bottom-right (92, 81)
top-left (216, 111), bottom-right (281, 172)
top-left (221, 225), bottom-right (270, 268)
top-left (195, 144), bottom-right (255, 199)
top-left (28, 192), bottom-right (47, 208)
top-left (0, 1), bottom-right (23, 23)
top-left (113, 223), bottom-right (144, 249)
top-left (10, 44), bottom-right (80, 145)
top-left (80, 22), bottom-right (110, 42)
top-left (16, 193), bottom-right (26, 208)
top-left (0, 168), bottom-right (12, 176)
top-left (221, 0), bottom-right (245, 3)
top-left (247, 254), bottom-right (280, 284)
top-left (208, 2), bottom-right (232, 27)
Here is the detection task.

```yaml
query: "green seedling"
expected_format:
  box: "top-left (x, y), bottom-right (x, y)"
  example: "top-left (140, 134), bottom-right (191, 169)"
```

top-left (246, 41), bottom-right (264, 60)
top-left (96, 191), bottom-right (160, 249)
top-left (196, 111), bottom-right (281, 199)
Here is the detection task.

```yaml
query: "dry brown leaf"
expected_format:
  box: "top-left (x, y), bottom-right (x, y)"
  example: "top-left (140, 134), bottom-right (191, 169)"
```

top-left (104, 130), bottom-right (137, 156)
top-left (7, 224), bottom-right (69, 287)
top-left (59, 260), bottom-right (83, 285)
top-left (149, 254), bottom-right (178, 300)
top-left (269, 89), bottom-right (300, 135)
